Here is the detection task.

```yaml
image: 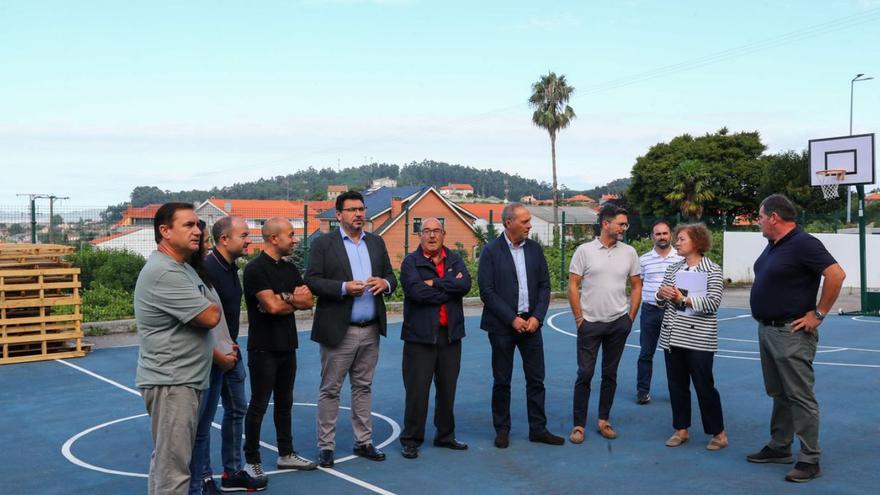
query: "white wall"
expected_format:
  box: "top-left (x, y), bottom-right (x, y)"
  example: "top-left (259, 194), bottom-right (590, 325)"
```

top-left (94, 228), bottom-right (154, 259)
top-left (723, 231), bottom-right (879, 288)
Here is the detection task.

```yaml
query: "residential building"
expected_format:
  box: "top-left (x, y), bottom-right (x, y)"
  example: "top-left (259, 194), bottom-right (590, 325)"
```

top-left (439, 183), bottom-right (475, 201)
top-left (327, 185), bottom-right (348, 201)
top-left (525, 206), bottom-right (598, 245)
top-left (114, 204), bottom-right (163, 228)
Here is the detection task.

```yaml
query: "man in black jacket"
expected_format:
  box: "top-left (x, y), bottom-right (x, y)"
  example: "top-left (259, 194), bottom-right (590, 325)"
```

top-left (478, 202), bottom-right (564, 449)
top-left (398, 217), bottom-right (472, 459)
top-left (306, 190), bottom-right (398, 468)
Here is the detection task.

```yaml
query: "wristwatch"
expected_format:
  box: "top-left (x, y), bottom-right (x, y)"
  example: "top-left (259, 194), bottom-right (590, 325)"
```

top-left (814, 310), bottom-right (826, 321)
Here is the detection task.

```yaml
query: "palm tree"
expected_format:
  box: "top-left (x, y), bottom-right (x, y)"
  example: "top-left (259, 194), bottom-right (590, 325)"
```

top-left (529, 72), bottom-right (576, 244)
top-left (665, 160), bottom-right (716, 220)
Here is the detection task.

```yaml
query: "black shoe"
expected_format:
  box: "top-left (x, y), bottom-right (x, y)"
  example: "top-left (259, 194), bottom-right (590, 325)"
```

top-left (786, 462), bottom-right (821, 483)
top-left (401, 444), bottom-right (419, 459)
top-left (529, 430), bottom-right (565, 445)
top-left (202, 478), bottom-right (221, 495)
top-left (318, 449), bottom-right (334, 468)
top-left (353, 443), bottom-right (386, 461)
top-left (494, 431), bottom-right (509, 449)
top-left (433, 439), bottom-right (468, 450)
top-left (637, 392), bottom-right (651, 405)
top-left (220, 470), bottom-right (267, 492)
top-left (746, 446), bottom-right (794, 464)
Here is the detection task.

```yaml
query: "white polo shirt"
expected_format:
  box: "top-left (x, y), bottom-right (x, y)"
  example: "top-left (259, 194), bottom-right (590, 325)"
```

top-left (639, 248), bottom-right (683, 306)
top-left (569, 239), bottom-right (640, 323)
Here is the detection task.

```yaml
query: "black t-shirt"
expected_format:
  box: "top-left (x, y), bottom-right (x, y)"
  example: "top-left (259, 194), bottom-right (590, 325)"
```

top-left (243, 252), bottom-right (303, 351)
top-left (204, 248), bottom-right (242, 341)
top-left (750, 228), bottom-right (836, 321)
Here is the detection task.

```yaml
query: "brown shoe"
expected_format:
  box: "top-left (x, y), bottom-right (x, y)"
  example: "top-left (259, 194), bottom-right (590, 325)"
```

top-left (785, 462), bottom-right (821, 483)
top-left (706, 437), bottom-right (728, 451)
top-left (665, 434), bottom-right (688, 447)
top-left (569, 426), bottom-right (585, 444)
top-left (597, 423), bottom-right (617, 440)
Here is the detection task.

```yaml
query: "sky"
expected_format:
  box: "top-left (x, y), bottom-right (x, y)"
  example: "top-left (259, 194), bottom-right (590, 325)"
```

top-left (1, 0), bottom-right (879, 207)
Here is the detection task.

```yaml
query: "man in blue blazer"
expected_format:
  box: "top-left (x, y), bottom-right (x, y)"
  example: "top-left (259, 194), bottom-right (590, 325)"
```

top-left (478, 202), bottom-right (564, 448)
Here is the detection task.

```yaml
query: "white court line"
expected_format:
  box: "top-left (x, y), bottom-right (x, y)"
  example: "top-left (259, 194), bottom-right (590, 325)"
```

top-left (544, 311), bottom-right (880, 368)
top-left (55, 359), bottom-right (399, 495)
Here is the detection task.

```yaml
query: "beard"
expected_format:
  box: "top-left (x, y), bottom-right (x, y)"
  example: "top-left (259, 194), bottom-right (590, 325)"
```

top-left (655, 240), bottom-right (669, 248)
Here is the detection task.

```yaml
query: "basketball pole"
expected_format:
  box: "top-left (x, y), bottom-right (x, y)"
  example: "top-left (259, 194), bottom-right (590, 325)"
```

top-left (856, 184), bottom-right (867, 314)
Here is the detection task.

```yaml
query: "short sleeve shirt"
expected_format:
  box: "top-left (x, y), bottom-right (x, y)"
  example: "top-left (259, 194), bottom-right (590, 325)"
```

top-left (243, 252), bottom-right (304, 351)
top-left (750, 228), bottom-right (837, 321)
top-left (134, 251), bottom-right (213, 389)
top-left (569, 239), bottom-right (640, 322)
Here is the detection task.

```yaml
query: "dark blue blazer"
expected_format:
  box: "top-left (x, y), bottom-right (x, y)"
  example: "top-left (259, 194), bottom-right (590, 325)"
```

top-left (477, 234), bottom-right (551, 335)
top-left (399, 246), bottom-right (471, 344)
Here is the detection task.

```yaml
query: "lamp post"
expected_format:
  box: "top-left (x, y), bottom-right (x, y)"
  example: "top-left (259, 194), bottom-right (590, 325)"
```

top-left (847, 73), bottom-right (873, 223)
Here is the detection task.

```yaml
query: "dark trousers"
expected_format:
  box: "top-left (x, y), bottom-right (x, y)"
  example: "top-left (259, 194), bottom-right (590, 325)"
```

top-left (664, 347), bottom-right (724, 435)
top-left (400, 327), bottom-right (462, 447)
top-left (573, 314), bottom-right (631, 426)
top-left (244, 350), bottom-right (297, 464)
top-left (637, 303), bottom-right (664, 395)
top-left (488, 330), bottom-right (548, 434)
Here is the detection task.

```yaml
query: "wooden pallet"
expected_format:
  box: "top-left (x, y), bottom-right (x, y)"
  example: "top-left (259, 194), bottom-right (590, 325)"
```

top-left (0, 244), bottom-right (74, 268)
top-left (0, 255), bottom-right (84, 365)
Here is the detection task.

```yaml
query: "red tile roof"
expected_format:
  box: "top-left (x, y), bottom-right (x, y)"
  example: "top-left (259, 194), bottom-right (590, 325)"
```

top-left (205, 198), bottom-right (335, 218)
top-left (459, 203), bottom-right (505, 221)
top-left (565, 194), bottom-right (595, 202)
top-left (439, 183), bottom-right (474, 191)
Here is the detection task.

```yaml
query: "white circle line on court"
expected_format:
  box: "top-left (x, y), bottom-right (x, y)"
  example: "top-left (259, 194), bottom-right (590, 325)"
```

top-left (61, 403), bottom-right (401, 479)
top-left (545, 310), bottom-right (880, 368)
top-left (852, 316), bottom-right (880, 324)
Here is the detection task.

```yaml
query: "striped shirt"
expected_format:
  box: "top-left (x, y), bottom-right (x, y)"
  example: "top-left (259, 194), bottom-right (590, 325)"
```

top-left (657, 257), bottom-right (723, 352)
top-left (639, 248), bottom-right (683, 305)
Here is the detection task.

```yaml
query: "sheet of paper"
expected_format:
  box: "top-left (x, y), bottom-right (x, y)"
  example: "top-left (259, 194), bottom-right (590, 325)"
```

top-left (675, 270), bottom-right (707, 316)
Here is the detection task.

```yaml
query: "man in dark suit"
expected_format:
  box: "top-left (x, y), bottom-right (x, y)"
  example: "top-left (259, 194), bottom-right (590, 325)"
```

top-left (306, 190), bottom-right (398, 468)
top-left (478, 202), bottom-right (564, 448)
top-left (399, 217), bottom-right (472, 460)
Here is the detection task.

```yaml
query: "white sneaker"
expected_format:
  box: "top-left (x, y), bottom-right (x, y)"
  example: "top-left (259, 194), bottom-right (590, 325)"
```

top-left (244, 463), bottom-right (268, 483)
top-left (277, 452), bottom-right (317, 471)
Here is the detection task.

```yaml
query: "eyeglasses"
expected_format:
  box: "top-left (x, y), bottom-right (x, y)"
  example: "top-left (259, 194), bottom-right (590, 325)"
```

top-left (611, 222), bottom-right (629, 229)
top-left (341, 207), bottom-right (366, 213)
top-left (421, 229), bottom-right (444, 236)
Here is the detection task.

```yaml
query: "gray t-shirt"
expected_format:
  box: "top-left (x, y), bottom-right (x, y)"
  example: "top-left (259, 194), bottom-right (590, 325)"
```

top-left (135, 251), bottom-right (213, 389)
top-left (569, 239), bottom-right (640, 323)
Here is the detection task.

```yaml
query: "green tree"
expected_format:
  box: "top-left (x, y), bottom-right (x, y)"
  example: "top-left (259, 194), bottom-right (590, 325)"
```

top-left (529, 71), bottom-right (576, 241)
top-left (629, 128), bottom-right (766, 220)
top-left (665, 160), bottom-right (716, 220)
top-left (758, 150), bottom-right (844, 220)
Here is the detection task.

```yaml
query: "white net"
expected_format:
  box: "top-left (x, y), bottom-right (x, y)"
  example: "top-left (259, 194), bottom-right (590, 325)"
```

top-left (815, 170), bottom-right (844, 200)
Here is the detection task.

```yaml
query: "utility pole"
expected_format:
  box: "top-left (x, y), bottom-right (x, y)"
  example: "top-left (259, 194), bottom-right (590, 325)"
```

top-left (16, 193), bottom-right (53, 244)
top-left (47, 195), bottom-right (69, 243)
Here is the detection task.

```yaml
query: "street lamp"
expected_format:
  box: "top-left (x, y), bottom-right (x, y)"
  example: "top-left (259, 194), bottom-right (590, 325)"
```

top-left (847, 73), bottom-right (874, 223)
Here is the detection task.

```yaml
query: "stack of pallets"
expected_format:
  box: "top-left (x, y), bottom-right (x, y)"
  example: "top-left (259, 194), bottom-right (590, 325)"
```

top-left (0, 244), bottom-right (86, 365)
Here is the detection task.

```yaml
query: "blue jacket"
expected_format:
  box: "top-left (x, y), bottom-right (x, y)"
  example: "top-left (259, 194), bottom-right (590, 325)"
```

top-left (478, 234), bottom-right (551, 335)
top-left (400, 247), bottom-right (471, 344)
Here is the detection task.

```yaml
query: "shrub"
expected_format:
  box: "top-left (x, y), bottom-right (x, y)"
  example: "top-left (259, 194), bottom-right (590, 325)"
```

top-left (81, 283), bottom-right (135, 322)
top-left (67, 246), bottom-right (146, 292)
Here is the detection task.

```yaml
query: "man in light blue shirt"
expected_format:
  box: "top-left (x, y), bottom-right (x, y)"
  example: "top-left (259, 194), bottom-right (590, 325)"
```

top-left (636, 220), bottom-right (682, 404)
top-left (505, 232), bottom-right (530, 313)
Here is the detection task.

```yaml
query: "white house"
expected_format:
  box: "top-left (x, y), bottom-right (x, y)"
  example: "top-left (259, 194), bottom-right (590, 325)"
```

top-left (526, 206), bottom-right (598, 245)
top-left (90, 228), bottom-right (155, 259)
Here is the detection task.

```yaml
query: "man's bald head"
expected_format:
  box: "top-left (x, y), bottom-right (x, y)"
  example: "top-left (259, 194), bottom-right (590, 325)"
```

top-left (261, 217), bottom-right (296, 258)
top-left (262, 217), bottom-right (291, 241)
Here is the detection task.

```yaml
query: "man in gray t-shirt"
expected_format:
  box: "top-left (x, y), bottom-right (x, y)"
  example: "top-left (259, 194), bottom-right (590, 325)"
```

top-left (134, 203), bottom-right (221, 495)
top-left (567, 205), bottom-right (641, 444)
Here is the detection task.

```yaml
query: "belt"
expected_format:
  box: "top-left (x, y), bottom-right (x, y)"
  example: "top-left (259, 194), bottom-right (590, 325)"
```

top-left (758, 318), bottom-right (793, 328)
top-left (350, 319), bottom-right (378, 328)
top-left (516, 312), bottom-right (531, 319)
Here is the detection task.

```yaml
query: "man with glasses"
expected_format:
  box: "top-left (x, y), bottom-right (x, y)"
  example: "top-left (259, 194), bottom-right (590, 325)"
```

top-left (567, 204), bottom-right (641, 444)
top-left (306, 190), bottom-right (397, 468)
top-left (398, 218), bottom-right (472, 459)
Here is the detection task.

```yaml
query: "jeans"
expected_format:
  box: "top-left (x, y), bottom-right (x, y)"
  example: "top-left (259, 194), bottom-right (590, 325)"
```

top-left (245, 350), bottom-right (297, 464)
top-left (220, 357), bottom-right (248, 473)
top-left (189, 365), bottom-right (224, 495)
top-left (637, 304), bottom-right (665, 395)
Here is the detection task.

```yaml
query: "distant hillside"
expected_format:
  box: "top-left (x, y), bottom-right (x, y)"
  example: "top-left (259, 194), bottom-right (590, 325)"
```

top-left (102, 160), bottom-right (629, 221)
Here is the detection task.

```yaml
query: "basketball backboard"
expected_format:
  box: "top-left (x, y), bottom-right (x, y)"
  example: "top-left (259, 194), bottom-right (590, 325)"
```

top-left (808, 133), bottom-right (875, 186)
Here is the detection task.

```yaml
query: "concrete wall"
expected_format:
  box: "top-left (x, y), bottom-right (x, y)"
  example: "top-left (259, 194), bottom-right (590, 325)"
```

top-left (723, 231), bottom-right (879, 288)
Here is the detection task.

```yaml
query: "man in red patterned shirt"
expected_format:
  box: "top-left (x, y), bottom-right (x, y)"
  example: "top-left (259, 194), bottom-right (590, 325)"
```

top-left (398, 217), bottom-right (473, 459)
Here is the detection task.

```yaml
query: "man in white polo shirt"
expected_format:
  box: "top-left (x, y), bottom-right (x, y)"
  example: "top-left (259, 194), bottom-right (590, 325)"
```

top-left (635, 220), bottom-right (682, 405)
top-left (567, 204), bottom-right (641, 443)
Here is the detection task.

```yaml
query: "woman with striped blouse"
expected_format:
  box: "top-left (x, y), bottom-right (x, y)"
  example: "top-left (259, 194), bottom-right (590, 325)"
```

top-left (655, 223), bottom-right (728, 451)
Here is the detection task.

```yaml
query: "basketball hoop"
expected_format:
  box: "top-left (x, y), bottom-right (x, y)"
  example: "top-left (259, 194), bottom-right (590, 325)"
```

top-left (815, 169), bottom-right (846, 200)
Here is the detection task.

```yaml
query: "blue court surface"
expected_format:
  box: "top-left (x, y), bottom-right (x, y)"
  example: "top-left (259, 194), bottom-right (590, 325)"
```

top-left (2, 308), bottom-right (879, 494)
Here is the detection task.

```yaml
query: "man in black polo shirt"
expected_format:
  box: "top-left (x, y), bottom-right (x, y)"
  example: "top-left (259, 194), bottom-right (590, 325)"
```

top-left (200, 215), bottom-right (265, 492)
top-left (747, 194), bottom-right (845, 483)
top-left (242, 217), bottom-right (317, 483)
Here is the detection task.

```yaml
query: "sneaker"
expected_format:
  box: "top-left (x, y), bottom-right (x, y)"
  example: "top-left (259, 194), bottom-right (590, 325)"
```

top-left (202, 478), bottom-right (221, 495)
top-left (637, 393), bottom-right (651, 405)
top-left (746, 446), bottom-right (794, 464)
top-left (220, 470), bottom-right (267, 492)
top-left (243, 463), bottom-right (268, 483)
top-left (277, 452), bottom-right (318, 471)
top-left (785, 462), bottom-right (821, 483)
